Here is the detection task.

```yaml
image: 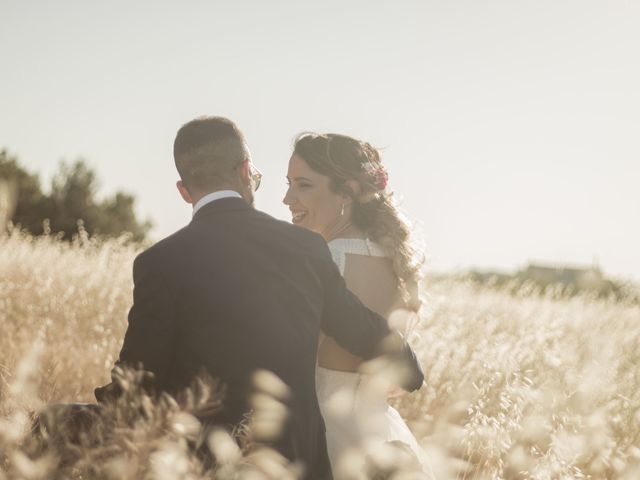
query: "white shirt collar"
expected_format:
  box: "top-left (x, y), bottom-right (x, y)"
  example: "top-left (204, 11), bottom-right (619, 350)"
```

top-left (192, 190), bottom-right (242, 217)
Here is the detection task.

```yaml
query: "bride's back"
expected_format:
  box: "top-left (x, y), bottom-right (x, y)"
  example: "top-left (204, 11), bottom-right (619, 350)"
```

top-left (318, 239), bottom-right (406, 371)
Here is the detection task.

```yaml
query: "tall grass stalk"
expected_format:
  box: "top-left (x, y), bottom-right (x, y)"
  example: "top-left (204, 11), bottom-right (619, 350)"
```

top-left (1, 232), bottom-right (639, 478)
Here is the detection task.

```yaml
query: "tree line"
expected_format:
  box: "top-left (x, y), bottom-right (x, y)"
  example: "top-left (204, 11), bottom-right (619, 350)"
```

top-left (0, 149), bottom-right (151, 241)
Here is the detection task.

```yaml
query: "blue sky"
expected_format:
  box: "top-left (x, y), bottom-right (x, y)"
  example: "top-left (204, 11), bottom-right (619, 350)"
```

top-left (1, 0), bottom-right (639, 279)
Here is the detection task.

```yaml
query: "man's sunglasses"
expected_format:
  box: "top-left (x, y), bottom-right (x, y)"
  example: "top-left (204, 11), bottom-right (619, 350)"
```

top-left (236, 160), bottom-right (263, 191)
top-left (248, 161), bottom-right (263, 191)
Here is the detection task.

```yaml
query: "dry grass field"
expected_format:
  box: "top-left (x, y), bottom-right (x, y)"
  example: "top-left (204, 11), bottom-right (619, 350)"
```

top-left (1, 230), bottom-right (639, 479)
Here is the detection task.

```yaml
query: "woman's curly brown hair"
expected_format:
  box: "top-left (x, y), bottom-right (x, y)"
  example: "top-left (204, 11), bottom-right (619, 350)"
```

top-left (293, 133), bottom-right (424, 311)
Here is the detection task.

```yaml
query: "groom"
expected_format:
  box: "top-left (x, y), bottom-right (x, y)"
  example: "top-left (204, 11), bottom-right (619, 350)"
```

top-left (95, 116), bottom-right (423, 479)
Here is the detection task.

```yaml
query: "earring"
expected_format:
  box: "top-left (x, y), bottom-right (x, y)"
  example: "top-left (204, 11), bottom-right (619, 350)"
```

top-left (340, 203), bottom-right (345, 216)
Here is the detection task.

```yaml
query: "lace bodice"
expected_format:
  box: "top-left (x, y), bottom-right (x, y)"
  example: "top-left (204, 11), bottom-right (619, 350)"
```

top-left (327, 238), bottom-right (387, 276)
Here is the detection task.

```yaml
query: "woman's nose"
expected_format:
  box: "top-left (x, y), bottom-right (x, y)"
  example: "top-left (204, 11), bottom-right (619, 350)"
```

top-left (283, 187), bottom-right (294, 205)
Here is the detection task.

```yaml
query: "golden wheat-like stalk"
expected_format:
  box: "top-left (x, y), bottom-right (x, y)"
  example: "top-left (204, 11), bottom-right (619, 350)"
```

top-left (1, 234), bottom-right (639, 478)
top-left (0, 178), bottom-right (17, 234)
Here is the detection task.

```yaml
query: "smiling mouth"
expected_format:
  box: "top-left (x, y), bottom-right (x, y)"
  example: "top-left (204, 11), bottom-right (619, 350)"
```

top-left (291, 211), bottom-right (307, 223)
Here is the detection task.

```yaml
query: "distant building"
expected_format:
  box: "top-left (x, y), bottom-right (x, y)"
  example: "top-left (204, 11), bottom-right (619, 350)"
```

top-left (469, 261), bottom-right (619, 297)
top-left (517, 263), bottom-right (606, 291)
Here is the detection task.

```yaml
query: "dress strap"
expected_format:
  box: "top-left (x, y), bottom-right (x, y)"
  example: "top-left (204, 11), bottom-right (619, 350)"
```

top-left (327, 238), bottom-right (387, 276)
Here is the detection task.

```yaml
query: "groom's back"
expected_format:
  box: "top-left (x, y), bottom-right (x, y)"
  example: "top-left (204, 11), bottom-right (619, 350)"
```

top-left (122, 197), bottom-right (331, 474)
top-left (173, 201), bottom-right (324, 397)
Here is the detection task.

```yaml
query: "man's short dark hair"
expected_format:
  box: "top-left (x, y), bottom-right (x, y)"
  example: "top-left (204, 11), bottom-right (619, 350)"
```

top-left (173, 116), bottom-right (248, 191)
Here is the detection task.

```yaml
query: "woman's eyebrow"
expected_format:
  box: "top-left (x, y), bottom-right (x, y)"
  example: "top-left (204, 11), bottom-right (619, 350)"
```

top-left (286, 176), bottom-right (313, 182)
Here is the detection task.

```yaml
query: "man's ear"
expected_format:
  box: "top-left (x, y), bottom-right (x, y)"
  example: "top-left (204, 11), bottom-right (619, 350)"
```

top-left (238, 159), bottom-right (251, 187)
top-left (176, 180), bottom-right (193, 204)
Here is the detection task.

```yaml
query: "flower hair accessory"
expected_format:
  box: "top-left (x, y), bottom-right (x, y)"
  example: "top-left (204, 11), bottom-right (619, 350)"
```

top-left (362, 162), bottom-right (389, 191)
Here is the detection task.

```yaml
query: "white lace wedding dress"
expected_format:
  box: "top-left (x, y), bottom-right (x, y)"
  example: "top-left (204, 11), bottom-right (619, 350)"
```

top-left (316, 238), bottom-right (432, 478)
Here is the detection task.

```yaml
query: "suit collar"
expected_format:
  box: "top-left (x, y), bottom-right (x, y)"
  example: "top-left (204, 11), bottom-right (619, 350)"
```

top-left (191, 197), bottom-right (251, 222)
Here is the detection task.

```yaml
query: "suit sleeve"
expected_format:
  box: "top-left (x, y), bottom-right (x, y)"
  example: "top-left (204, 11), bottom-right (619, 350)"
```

top-left (315, 238), bottom-right (424, 392)
top-left (95, 250), bottom-right (178, 402)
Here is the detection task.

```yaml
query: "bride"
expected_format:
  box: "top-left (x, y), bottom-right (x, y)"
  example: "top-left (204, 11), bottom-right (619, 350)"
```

top-left (283, 133), bottom-right (432, 478)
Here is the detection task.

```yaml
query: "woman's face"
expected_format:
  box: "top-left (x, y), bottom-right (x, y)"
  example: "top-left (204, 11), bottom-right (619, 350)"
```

top-left (283, 154), bottom-right (346, 237)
